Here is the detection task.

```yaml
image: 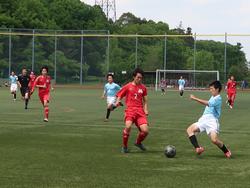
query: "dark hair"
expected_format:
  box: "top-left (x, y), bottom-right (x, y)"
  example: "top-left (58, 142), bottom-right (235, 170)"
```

top-left (106, 73), bottom-right (114, 79)
top-left (133, 68), bottom-right (144, 77)
top-left (41, 66), bottom-right (48, 73)
top-left (209, 80), bottom-right (222, 92)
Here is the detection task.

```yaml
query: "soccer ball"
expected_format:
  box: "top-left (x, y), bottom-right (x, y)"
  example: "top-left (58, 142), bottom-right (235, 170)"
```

top-left (164, 145), bottom-right (176, 158)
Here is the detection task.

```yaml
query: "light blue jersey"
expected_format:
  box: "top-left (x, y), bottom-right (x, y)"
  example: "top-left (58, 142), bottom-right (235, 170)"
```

top-left (178, 79), bottom-right (185, 86)
top-left (104, 82), bottom-right (121, 97)
top-left (203, 95), bottom-right (222, 119)
top-left (9, 75), bottom-right (18, 84)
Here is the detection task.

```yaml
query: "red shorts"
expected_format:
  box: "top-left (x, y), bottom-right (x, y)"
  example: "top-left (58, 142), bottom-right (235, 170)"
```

top-left (227, 91), bottom-right (236, 97)
top-left (39, 93), bottom-right (50, 103)
top-left (124, 108), bottom-right (148, 127)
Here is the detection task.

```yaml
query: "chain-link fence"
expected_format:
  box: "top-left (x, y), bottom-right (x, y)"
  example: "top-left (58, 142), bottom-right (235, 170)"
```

top-left (0, 29), bottom-right (249, 87)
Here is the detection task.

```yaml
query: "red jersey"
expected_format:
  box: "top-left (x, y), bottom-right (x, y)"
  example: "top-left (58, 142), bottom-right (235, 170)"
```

top-left (117, 82), bottom-right (147, 109)
top-left (29, 74), bottom-right (36, 87)
top-left (227, 80), bottom-right (237, 93)
top-left (35, 75), bottom-right (51, 94)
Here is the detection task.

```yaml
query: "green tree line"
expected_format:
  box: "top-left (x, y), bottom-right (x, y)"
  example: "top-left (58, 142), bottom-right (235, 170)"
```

top-left (0, 0), bottom-right (248, 83)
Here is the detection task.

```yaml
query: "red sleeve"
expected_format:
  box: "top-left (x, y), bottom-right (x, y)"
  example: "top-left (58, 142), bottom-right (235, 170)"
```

top-left (227, 82), bottom-right (230, 88)
top-left (143, 86), bottom-right (147, 97)
top-left (116, 84), bottom-right (128, 99)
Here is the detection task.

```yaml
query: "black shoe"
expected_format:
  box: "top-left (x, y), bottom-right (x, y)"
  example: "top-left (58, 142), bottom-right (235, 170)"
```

top-left (119, 102), bottom-right (124, 106)
top-left (134, 143), bottom-right (147, 151)
top-left (121, 147), bottom-right (129, 153)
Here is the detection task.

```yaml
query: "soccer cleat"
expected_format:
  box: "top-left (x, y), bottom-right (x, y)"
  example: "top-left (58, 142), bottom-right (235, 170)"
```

top-left (121, 147), bottom-right (129, 153)
top-left (43, 118), bottom-right (49, 122)
top-left (104, 118), bottom-right (109, 122)
top-left (134, 143), bottom-right (147, 151)
top-left (195, 147), bottom-right (205, 155)
top-left (25, 106), bottom-right (28, 110)
top-left (229, 105), bottom-right (233, 109)
top-left (224, 150), bottom-right (232, 158)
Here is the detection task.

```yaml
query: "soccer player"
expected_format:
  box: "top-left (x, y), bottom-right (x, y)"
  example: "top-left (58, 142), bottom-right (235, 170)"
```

top-left (29, 71), bottom-right (36, 96)
top-left (32, 66), bottom-right (53, 122)
top-left (115, 68), bottom-right (149, 153)
top-left (178, 76), bottom-right (185, 97)
top-left (101, 73), bottom-right (122, 121)
top-left (186, 81), bottom-right (231, 158)
top-left (9, 71), bottom-right (18, 101)
top-left (18, 68), bottom-right (30, 109)
top-left (227, 75), bottom-right (237, 109)
top-left (159, 78), bottom-right (167, 95)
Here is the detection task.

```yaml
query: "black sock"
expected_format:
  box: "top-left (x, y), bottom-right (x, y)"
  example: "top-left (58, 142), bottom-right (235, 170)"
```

top-left (25, 99), bottom-right (29, 108)
top-left (106, 109), bottom-right (111, 119)
top-left (14, 94), bottom-right (16, 99)
top-left (189, 135), bottom-right (200, 148)
top-left (219, 144), bottom-right (229, 153)
top-left (112, 105), bottom-right (117, 110)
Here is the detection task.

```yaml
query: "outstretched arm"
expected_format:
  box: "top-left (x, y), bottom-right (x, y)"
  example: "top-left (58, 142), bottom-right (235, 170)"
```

top-left (143, 96), bottom-right (149, 115)
top-left (190, 94), bottom-right (208, 106)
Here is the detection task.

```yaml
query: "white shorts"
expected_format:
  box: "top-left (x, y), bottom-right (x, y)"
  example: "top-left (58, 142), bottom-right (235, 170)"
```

top-left (179, 85), bottom-right (184, 91)
top-left (10, 84), bottom-right (18, 92)
top-left (107, 96), bottom-right (116, 105)
top-left (195, 114), bottom-right (220, 135)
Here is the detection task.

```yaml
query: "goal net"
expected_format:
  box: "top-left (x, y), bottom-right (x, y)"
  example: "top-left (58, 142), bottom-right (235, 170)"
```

top-left (155, 69), bottom-right (220, 91)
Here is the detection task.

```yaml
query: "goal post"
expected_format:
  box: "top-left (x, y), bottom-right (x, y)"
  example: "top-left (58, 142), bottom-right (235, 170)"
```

top-left (155, 69), bottom-right (220, 91)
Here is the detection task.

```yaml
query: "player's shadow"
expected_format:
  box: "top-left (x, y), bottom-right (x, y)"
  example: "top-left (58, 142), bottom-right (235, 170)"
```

top-left (128, 150), bottom-right (165, 154)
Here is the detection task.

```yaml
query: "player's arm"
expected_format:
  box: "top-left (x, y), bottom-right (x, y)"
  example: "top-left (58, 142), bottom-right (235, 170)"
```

top-left (143, 95), bottom-right (149, 116)
top-left (115, 85), bottom-right (127, 106)
top-left (34, 76), bottom-right (45, 88)
top-left (190, 94), bottom-right (208, 106)
top-left (17, 78), bottom-right (22, 88)
top-left (101, 86), bottom-right (107, 99)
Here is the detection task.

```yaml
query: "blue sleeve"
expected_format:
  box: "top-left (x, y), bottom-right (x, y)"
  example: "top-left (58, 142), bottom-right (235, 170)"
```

top-left (208, 97), bottom-right (220, 107)
top-left (116, 84), bottom-right (121, 90)
top-left (104, 84), bottom-right (107, 93)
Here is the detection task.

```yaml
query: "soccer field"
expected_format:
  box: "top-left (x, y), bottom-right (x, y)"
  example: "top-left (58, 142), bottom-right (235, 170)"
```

top-left (0, 87), bottom-right (249, 187)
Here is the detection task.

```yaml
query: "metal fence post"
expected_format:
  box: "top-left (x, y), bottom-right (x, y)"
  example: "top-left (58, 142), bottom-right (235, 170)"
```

top-left (32, 29), bottom-right (35, 71)
top-left (54, 32), bottom-right (57, 84)
top-left (164, 33), bottom-right (167, 79)
top-left (8, 29), bottom-right (12, 75)
top-left (135, 33), bottom-right (138, 68)
top-left (224, 32), bottom-right (227, 82)
top-left (80, 30), bottom-right (84, 85)
top-left (107, 30), bottom-right (110, 74)
top-left (193, 33), bottom-right (197, 87)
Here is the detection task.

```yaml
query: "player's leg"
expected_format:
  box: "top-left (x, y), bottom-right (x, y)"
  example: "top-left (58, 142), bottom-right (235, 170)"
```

top-left (134, 111), bottom-right (149, 151)
top-left (24, 89), bottom-right (29, 109)
top-left (122, 120), bottom-right (133, 153)
top-left (227, 92), bottom-right (232, 106)
top-left (209, 131), bottom-right (231, 158)
top-left (10, 85), bottom-right (17, 100)
top-left (43, 100), bottom-right (49, 122)
top-left (186, 123), bottom-right (204, 155)
top-left (20, 88), bottom-right (25, 100)
top-left (135, 124), bottom-right (148, 151)
top-left (105, 103), bottom-right (113, 121)
top-left (39, 94), bottom-right (49, 122)
top-left (230, 93), bottom-right (236, 108)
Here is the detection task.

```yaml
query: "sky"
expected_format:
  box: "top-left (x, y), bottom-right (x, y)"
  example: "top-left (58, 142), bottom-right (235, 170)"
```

top-left (83, 0), bottom-right (250, 61)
